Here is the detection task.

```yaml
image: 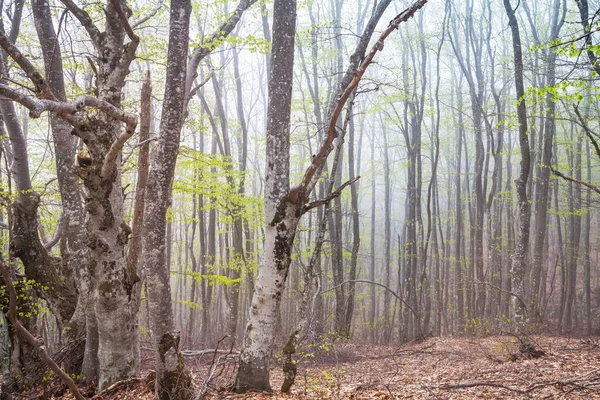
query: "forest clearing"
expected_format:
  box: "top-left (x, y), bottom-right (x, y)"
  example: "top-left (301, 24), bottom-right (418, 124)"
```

top-left (2, 0), bottom-right (600, 398)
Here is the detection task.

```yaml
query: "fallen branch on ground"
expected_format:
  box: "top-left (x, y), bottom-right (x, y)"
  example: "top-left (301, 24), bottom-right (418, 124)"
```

top-left (423, 368), bottom-right (600, 397)
top-left (181, 349), bottom-right (239, 357)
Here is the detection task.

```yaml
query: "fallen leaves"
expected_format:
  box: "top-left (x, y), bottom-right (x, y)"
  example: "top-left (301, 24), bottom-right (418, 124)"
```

top-left (29, 335), bottom-right (600, 399)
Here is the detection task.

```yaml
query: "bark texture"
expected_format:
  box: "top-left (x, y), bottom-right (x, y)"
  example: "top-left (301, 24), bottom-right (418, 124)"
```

top-left (142, 0), bottom-right (193, 398)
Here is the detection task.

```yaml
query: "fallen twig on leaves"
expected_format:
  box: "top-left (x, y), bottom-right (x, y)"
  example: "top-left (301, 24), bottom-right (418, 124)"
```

top-left (423, 368), bottom-right (600, 398)
top-left (194, 335), bottom-right (236, 400)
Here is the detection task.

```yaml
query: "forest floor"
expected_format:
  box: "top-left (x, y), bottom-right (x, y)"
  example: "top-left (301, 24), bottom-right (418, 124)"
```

top-left (52, 335), bottom-right (600, 399)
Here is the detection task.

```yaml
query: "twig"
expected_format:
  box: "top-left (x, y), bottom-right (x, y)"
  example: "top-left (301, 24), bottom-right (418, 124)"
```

top-left (194, 335), bottom-right (230, 400)
top-left (132, 1), bottom-right (164, 28)
top-left (573, 104), bottom-right (600, 160)
top-left (121, 136), bottom-right (158, 166)
top-left (473, 281), bottom-right (528, 311)
top-left (550, 26), bottom-right (600, 48)
top-left (424, 381), bottom-right (531, 397)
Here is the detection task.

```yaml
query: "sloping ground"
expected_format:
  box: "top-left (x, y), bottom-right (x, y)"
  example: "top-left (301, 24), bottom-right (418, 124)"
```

top-left (56, 335), bottom-right (600, 399)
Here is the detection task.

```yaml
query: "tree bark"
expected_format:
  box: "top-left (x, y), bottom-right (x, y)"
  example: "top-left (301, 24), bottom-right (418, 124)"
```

top-left (142, 0), bottom-right (193, 397)
top-left (503, 0), bottom-right (533, 345)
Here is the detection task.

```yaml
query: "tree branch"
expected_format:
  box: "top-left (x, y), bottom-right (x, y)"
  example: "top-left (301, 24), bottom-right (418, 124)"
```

top-left (291, 0), bottom-right (428, 202)
top-left (184, 0), bottom-right (258, 106)
top-left (58, 0), bottom-right (103, 48)
top-left (319, 279), bottom-right (424, 339)
top-left (573, 104), bottom-right (600, 160)
top-left (132, 1), bottom-right (164, 28)
top-left (303, 176), bottom-right (360, 213)
top-left (424, 381), bottom-right (530, 397)
top-left (0, 35), bottom-right (54, 99)
top-left (73, 95), bottom-right (137, 127)
top-left (43, 213), bottom-right (64, 250)
top-left (551, 166), bottom-right (600, 194)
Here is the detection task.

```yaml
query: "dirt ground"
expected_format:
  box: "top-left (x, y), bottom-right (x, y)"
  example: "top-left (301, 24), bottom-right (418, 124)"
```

top-left (55, 335), bottom-right (600, 399)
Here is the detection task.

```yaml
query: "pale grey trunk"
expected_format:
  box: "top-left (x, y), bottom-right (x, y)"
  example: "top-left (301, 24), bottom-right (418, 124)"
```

top-left (235, 0), bottom-right (297, 391)
top-left (142, 0), bottom-right (192, 398)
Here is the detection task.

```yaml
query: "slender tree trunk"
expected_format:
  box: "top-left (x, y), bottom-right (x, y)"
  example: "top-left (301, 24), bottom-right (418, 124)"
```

top-left (504, 0), bottom-right (534, 349)
top-left (142, 0), bottom-right (193, 397)
top-left (235, 0), bottom-right (298, 390)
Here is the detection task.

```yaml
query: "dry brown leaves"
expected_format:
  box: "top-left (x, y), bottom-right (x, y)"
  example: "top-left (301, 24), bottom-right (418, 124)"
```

top-left (46, 336), bottom-right (600, 399)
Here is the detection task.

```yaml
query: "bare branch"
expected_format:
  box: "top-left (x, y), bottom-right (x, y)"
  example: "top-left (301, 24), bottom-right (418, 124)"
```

top-left (184, 0), bottom-right (258, 105)
top-left (424, 381), bottom-right (531, 397)
top-left (573, 104), bottom-right (600, 160)
top-left (0, 83), bottom-right (77, 118)
top-left (73, 95), bottom-right (137, 127)
top-left (58, 0), bottom-right (102, 48)
top-left (551, 166), bottom-right (600, 194)
top-left (132, 1), bottom-right (164, 28)
top-left (550, 26), bottom-right (600, 48)
top-left (101, 126), bottom-right (136, 179)
top-left (0, 35), bottom-right (54, 99)
top-left (43, 213), bottom-right (64, 250)
top-left (319, 279), bottom-right (424, 339)
top-left (303, 176), bottom-right (360, 213)
top-left (291, 0), bottom-right (428, 202)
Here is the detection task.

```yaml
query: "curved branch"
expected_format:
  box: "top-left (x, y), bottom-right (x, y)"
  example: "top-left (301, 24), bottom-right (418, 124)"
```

top-left (319, 279), bottom-right (424, 339)
top-left (73, 95), bottom-right (137, 126)
top-left (43, 213), bottom-right (65, 250)
top-left (551, 166), bottom-right (600, 194)
top-left (132, 1), bottom-right (165, 28)
top-left (101, 126), bottom-right (136, 179)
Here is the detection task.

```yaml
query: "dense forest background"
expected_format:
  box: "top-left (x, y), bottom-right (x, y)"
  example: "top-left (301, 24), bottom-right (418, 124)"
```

top-left (0, 0), bottom-right (599, 398)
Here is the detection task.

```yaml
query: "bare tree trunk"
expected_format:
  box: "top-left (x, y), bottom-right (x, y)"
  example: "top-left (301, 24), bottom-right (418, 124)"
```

top-left (583, 141), bottom-right (592, 334)
top-left (529, 0), bottom-right (565, 319)
top-left (504, 0), bottom-right (535, 351)
top-left (142, 0), bottom-right (193, 397)
top-left (235, 1), bottom-right (427, 391)
top-left (343, 103), bottom-right (360, 337)
top-left (235, 0), bottom-right (298, 391)
top-left (370, 135), bottom-right (377, 342)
